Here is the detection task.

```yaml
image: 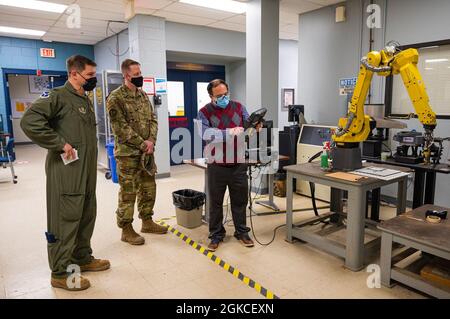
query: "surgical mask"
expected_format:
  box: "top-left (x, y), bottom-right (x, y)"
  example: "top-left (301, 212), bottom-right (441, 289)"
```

top-left (78, 72), bottom-right (97, 91)
top-left (130, 76), bottom-right (144, 88)
top-left (215, 95), bottom-right (230, 109)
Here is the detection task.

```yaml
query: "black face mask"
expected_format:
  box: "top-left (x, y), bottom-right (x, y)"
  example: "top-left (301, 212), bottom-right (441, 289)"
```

top-left (78, 72), bottom-right (97, 91)
top-left (130, 76), bottom-right (144, 88)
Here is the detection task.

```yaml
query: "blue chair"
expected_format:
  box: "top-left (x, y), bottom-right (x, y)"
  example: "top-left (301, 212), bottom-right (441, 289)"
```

top-left (0, 138), bottom-right (17, 184)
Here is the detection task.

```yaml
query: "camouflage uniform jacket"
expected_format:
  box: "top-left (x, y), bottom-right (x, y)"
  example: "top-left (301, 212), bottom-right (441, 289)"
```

top-left (107, 84), bottom-right (158, 158)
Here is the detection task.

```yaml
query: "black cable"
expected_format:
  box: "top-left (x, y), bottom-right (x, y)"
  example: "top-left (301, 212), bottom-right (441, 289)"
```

top-left (308, 150), bottom-right (325, 219)
top-left (382, 142), bottom-right (392, 155)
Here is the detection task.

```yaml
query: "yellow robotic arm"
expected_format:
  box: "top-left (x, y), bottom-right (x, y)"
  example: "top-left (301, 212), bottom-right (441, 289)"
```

top-left (333, 44), bottom-right (437, 165)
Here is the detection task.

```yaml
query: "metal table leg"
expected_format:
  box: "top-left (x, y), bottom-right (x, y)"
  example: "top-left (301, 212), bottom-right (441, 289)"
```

top-left (345, 187), bottom-right (366, 271)
top-left (203, 167), bottom-right (210, 223)
top-left (397, 177), bottom-right (407, 215)
top-left (330, 188), bottom-right (343, 224)
top-left (371, 188), bottom-right (381, 221)
top-left (256, 173), bottom-right (280, 211)
top-left (380, 232), bottom-right (393, 287)
top-left (286, 172), bottom-right (294, 243)
top-left (424, 171), bottom-right (436, 205)
top-left (413, 169), bottom-right (425, 208)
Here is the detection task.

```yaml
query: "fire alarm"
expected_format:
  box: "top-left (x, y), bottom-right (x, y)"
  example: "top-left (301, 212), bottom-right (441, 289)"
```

top-left (36, 69), bottom-right (42, 76)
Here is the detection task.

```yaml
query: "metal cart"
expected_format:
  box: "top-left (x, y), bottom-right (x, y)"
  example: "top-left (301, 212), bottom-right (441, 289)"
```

top-left (93, 70), bottom-right (123, 179)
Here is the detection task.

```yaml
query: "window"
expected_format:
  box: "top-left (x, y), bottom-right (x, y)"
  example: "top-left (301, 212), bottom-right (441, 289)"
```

top-left (391, 43), bottom-right (450, 116)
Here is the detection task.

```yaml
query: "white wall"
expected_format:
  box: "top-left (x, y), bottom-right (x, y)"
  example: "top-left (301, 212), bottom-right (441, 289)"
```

top-left (227, 59), bottom-right (246, 104)
top-left (279, 40), bottom-right (298, 129)
top-left (94, 29), bottom-right (129, 72)
top-left (8, 75), bottom-right (42, 143)
top-left (165, 22), bottom-right (245, 59)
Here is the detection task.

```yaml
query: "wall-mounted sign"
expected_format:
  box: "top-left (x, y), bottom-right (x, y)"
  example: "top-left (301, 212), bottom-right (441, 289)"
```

top-left (339, 77), bottom-right (357, 96)
top-left (28, 75), bottom-right (49, 94)
top-left (40, 48), bottom-right (55, 58)
top-left (142, 77), bottom-right (155, 95)
top-left (282, 88), bottom-right (295, 110)
top-left (11, 99), bottom-right (34, 119)
top-left (155, 78), bottom-right (167, 95)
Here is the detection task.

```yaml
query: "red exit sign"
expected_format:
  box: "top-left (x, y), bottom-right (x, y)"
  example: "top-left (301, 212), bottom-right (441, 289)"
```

top-left (40, 48), bottom-right (55, 58)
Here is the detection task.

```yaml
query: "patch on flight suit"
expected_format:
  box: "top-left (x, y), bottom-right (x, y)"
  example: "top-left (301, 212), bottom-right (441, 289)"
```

top-left (40, 91), bottom-right (50, 98)
top-left (78, 106), bottom-right (86, 114)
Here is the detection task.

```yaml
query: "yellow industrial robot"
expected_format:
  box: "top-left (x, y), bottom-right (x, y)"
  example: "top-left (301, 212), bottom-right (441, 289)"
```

top-left (332, 42), bottom-right (437, 170)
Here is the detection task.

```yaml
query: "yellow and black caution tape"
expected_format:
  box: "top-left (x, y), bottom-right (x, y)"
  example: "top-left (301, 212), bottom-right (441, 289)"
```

top-left (157, 220), bottom-right (280, 299)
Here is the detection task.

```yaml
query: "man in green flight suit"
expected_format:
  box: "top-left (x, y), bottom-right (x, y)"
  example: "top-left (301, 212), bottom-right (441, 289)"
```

top-left (21, 55), bottom-right (110, 291)
top-left (107, 59), bottom-right (168, 245)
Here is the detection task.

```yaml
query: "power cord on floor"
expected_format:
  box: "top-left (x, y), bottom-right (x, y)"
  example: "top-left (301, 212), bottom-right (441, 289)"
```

top-left (247, 163), bottom-right (286, 246)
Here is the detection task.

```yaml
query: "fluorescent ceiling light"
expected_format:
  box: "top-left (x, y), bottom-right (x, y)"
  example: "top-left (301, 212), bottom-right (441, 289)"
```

top-left (424, 67), bottom-right (434, 70)
top-left (421, 45), bottom-right (439, 50)
top-left (179, 0), bottom-right (246, 14)
top-left (0, 26), bottom-right (45, 36)
top-left (0, 0), bottom-right (67, 13)
top-left (425, 58), bottom-right (449, 63)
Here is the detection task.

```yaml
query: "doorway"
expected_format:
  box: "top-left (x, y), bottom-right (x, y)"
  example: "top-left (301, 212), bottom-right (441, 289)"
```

top-left (167, 62), bottom-right (226, 165)
top-left (2, 69), bottom-right (68, 142)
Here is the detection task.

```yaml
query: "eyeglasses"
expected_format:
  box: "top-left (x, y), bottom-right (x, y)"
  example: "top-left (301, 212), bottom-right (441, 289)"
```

top-left (214, 93), bottom-right (229, 99)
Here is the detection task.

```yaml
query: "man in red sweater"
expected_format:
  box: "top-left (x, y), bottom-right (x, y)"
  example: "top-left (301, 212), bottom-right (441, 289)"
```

top-left (198, 79), bottom-right (261, 252)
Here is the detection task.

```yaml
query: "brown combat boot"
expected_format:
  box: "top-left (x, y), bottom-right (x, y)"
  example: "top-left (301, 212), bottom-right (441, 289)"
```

top-left (141, 219), bottom-right (169, 234)
top-left (51, 275), bottom-right (91, 291)
top-left (121, 223), bottom-right (145, 245)
top-left (80, 257), bottom-right (111, 272)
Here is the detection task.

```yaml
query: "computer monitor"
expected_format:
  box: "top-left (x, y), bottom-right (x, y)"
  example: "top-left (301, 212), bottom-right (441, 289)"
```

top-left (288, 105), bottom-right (305, 123)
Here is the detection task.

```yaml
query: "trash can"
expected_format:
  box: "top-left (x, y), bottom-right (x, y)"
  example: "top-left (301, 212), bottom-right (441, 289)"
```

top-left (106, 142), bottom-right (118, 183)
top-left (274, 172), bottom-right (287, 197)
top-left (172, 189), bottom-right (205, 228)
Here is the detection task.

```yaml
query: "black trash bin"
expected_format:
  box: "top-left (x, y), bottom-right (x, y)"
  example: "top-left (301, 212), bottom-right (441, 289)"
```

top-left (172, 189), bottom-right (206, 228)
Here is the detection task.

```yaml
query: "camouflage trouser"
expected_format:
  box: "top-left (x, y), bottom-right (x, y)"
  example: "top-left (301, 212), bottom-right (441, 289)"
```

top-left (116, 156), bottom-right (156, 228)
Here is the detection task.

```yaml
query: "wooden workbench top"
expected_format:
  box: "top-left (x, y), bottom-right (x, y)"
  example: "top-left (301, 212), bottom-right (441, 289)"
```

top-left (378, 204), bottom-right (450, 252)
top-left (284, 162), bottom-right (411, 187)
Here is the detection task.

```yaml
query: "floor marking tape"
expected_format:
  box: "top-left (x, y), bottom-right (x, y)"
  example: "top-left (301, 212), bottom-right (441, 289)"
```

top-left (156, 220), bottom-right (280, 299)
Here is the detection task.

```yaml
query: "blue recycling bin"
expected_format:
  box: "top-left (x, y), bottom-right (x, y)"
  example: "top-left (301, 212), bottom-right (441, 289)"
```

top-left (106, 142), bottom-right (118, 183)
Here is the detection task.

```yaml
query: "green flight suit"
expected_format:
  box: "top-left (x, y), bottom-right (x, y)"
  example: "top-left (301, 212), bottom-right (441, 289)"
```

top-left (106, 84), bottom-right (158, 228)
top-left (20, 81), bottom-right (98, 278)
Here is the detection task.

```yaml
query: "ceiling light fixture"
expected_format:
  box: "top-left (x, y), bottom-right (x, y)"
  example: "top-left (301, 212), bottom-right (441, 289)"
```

top-left (425, 58), bottom-right (449, 63)
top-left (0, 25), bottom-right (45, 37)
top-left (0, 0), bottom-right (67, 13)
top-left (179, 0), bottom-right (246, 14)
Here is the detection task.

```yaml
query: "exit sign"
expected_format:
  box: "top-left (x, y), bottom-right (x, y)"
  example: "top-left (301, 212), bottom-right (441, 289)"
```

top-left (40, 48), bottom-right (55, 58)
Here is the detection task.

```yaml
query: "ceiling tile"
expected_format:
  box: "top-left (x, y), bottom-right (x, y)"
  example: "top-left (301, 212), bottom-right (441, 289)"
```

top-left (280, 23), bottom-right (298, 34)
top-left (280, 31), bottom-right (298, 41)
top-left (153, 10), bottom-right (217, 26)
top-left (222, 14), bottom-right (246, 25)
top-left (281, 0), bottom-right (322, 13)
top-left (76, 0), bottom-right (126, 14)
top-left (305, 0), bottom-right (344, 6)
top-left (0, 6), bottom-right (61, 20)
top-left (206, 21), bottom-right (245, 33)
top-left (0, 13), bottom-right (55, 27)
top-left (42, 35), bottom-right (98, 44)
top-left (133, 0), bottom-right (176, 10)
top-left (161, 2), bottom-right (236, 20)
top-left (0, 21), bottom-right (50, 33)
top-left (280, 11), bottom-right (300, 25)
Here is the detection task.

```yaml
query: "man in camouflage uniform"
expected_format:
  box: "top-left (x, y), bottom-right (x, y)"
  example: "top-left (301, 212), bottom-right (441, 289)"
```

top-left (107, 59), bottom-right (168, 245)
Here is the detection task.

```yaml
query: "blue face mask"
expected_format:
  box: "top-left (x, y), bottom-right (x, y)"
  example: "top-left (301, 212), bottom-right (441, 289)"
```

top-left (215, 95), bottom-right (230, 109)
